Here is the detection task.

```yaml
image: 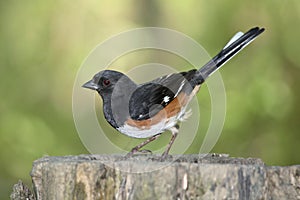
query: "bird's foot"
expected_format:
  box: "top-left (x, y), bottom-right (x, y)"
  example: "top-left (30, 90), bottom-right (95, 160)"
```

top-left (125, 148), bottom-right (152, 159)
top-left (147, 152), bottom-right (173, 162)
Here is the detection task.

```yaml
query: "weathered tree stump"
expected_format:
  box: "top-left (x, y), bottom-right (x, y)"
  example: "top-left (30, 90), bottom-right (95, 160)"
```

top-left (11, 154), bottom-right (300, 199)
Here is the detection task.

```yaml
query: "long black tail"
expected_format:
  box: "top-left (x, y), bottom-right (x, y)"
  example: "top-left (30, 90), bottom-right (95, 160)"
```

top-left (195, 27), bottom-right (264, 82)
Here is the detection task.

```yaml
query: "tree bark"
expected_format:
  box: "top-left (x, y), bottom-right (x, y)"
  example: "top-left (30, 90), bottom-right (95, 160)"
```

top-left (11, 154), bottom-right (300, 200)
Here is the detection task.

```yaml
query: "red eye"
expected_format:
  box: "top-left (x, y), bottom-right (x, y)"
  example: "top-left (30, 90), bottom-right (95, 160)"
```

top-left (103, 79), bottom-right (110, 86)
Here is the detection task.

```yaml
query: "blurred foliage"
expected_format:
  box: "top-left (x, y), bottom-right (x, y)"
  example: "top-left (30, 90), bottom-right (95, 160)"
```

top-left (1, 0), bottom-right (300, 198)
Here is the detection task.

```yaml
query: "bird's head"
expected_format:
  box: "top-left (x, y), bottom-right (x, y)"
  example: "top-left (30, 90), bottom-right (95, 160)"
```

top-left (82, 70), bottom-right (136, 97)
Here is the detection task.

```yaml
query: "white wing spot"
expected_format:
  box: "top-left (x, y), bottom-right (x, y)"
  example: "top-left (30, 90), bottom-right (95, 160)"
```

top-left (163, 96), bottom-right (170, 103)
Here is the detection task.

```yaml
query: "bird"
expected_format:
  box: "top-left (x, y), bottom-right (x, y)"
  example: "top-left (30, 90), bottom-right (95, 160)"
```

top-left (82, 27), bottom-right (265, 159)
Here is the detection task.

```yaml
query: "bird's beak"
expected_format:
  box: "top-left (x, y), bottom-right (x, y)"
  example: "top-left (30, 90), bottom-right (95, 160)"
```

top-left (82, 80), bottom-right (99, 90)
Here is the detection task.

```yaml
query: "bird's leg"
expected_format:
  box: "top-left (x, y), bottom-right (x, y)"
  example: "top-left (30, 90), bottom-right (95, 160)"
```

top-left (126, 133), bottom-right (162, 157)
top-left (161, 124), bottom-right (180, 159)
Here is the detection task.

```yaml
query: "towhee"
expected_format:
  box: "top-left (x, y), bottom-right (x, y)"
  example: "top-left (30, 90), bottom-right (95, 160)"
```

top-left (83, 27), bottom-right (264, 159)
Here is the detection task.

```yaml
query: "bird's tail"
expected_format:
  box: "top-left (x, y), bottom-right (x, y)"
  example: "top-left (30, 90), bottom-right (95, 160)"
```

top-left (195, 27), bottom-right (265, 82)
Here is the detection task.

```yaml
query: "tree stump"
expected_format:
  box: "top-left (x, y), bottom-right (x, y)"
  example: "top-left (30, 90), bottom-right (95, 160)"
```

top-left (11, 154), bottom-right (300, 200)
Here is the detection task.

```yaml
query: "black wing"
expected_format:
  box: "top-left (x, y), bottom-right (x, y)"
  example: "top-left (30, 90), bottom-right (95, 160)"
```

top-left (129, 69), bottom-right (197, 120)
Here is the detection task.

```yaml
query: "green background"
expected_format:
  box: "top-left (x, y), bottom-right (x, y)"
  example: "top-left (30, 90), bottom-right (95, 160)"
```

top-left (1, 0), bottom-right (299, 198)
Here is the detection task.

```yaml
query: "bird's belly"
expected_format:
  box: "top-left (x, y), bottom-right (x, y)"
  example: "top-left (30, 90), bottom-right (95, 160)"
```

top-left (117, 107), bottom-right (189, 139)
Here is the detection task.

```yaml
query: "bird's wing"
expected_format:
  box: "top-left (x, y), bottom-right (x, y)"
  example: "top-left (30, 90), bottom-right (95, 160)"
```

top-left (129, 70), bottom-right (197, 120)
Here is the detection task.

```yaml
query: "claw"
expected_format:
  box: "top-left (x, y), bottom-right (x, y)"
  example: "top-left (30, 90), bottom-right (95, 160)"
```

top-left (149, 153), bottom-right (172, 162)
top-left (138, 149), bottom-right (153, 154)
top-left (125, 148), bottom-right (153, 158)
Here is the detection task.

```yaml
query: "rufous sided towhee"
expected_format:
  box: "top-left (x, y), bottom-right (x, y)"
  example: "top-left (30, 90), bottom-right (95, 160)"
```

top-left (83, 27), bottom-right (265, 159)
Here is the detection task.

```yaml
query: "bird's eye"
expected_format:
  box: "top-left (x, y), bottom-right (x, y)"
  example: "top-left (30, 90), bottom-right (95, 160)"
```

top-left (103, 79), bottom-right (110, 86)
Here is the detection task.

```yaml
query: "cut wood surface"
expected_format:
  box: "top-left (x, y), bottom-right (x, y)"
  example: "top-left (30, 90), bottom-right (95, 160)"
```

top-left (11, 154), bottom-right (300, 200)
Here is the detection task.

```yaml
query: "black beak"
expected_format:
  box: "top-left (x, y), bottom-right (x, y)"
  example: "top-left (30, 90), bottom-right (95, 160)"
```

top-left (82, 80), bottom-right (99, 90)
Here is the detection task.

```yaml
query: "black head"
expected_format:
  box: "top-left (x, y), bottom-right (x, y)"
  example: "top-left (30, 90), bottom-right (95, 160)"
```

top-left (82, 70), bottom-right (126, 93)
top-left (82, 69), bottom-right (137, 128)
top-left (82, 69), bottom-right (138, 98)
